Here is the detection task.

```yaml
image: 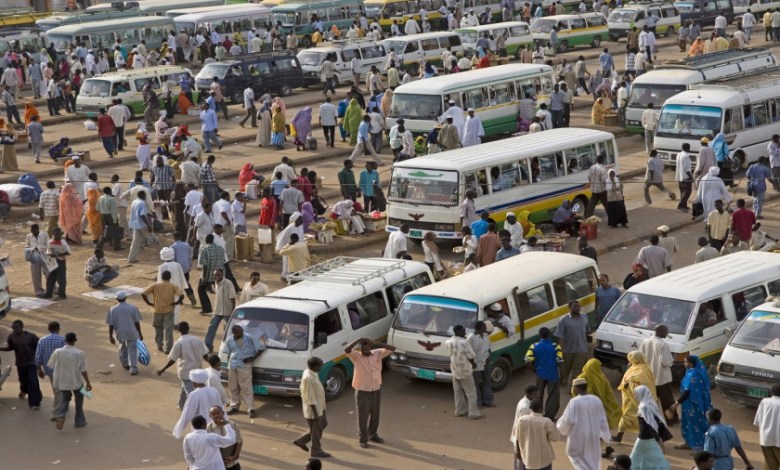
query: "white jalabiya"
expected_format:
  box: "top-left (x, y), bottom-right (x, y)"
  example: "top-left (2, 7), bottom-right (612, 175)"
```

top-left (383, 230), bottom-right (407, 258)
top-left (461, 115), bottom-right (484, 147)
top-left (276, 212), bottom-right (304, 277)
top-left (172, 386), bottom-right (224, 438)
top-left (557, 394), bottom-right (612, 470)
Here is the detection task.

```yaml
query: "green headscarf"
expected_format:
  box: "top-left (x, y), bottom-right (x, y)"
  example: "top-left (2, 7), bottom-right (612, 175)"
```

top-left (344, 98), bottom-right (362, 146)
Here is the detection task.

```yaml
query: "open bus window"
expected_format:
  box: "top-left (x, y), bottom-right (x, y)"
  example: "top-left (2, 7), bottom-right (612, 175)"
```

top-left (731, 285), bottom-right (767, 322)
top-left (348, 292), bottom-right (388, 330)
top-left (694, 299), bottom-right (724, 328)
top-left (112, 81), bottom-right (130, 96)
top-left (314, 309), bottom-right (342, 346)
top-left (536, 153), bottom-right (559, 181)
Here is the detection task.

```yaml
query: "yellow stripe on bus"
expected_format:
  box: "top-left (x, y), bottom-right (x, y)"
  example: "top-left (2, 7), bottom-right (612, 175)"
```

top-left (489, 294), bottom-right (596, 342)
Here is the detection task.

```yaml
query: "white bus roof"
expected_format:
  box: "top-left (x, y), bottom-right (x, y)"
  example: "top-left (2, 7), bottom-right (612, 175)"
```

top-left (46, 15), bottom-right (173, 35)
top-left (137, 0), bottom-right (224, 13)
top-left (167, 4), bottom-right (264, 16)
top-left (392, 63), bottom-right (553, 95)
top-left (240, 257), bottom-right (431, 316)
top-left (383, 31), bottom-right (461, 42)
top-left (404, 252), bottom-right (598, 307)
top-left (455, 20), bottom-right (529, 31)
top-left (83, 65), bottom-right (191, 81)
top-left (173, 4), bottom-right (271, 23)
top-left (627, 251), bottom-right (780, 302)
top-left (631, 68), bottom-right (709, 85)
top-left (392, 128), bottom-right (615, 172)
top-left (538, 12), bottom-right (605, 20)
top-left (692, 65), bottom-right (780, 91)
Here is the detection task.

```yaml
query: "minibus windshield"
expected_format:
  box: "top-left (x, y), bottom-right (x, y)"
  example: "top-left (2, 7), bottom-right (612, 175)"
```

top-left (227, 307), bottom-right (309, 351)
top-left (604, 293), bottom-right (694, 335)
top-left (393, 295), bottom-right (478, 337)
top-left (730, 310), bottom-right (780, 354)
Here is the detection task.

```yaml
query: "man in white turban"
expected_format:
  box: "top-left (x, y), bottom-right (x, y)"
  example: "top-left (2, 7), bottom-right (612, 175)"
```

top-left (172, 368), bottom-right (224, 439)
top-left (504, 212), bottom-right (525, 248)
top-left (696, 166), bottom-right (732, 223)
top-left (158, 247), bottom-right (194, 321)
top-left (275, 212), bottom-right (304, 279)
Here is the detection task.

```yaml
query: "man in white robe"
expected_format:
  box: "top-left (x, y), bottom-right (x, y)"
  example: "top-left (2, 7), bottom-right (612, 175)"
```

top-left (440, 100), bottom-right (465, 139)
top-left (238, 271), bottom-right (268, 304)
top-left (462, 108), bottom-right (484, 147)
top-left (65, 157), bottom-right (91, 200)
top-left (275, 212), bottom-right (304, 278)
top-left (557, 378), bottom-right (612, 470)
top-left (504, 212), bottom-right (525, 249)
top-left (696, 166), bottom-right (732, 221)
top-left (383, 225), bottom-right (409, 258)
top-left (172, 369), bottom-right (225, 438)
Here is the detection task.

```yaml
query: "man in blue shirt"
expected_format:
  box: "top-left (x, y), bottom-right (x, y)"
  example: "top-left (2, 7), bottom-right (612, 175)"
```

top-left (495, 236), bottom-right (520, 261)
top-left (746, 156), bottom-right (772, 218)
top-left (349, 114), bottom-right (382, 166)
top-left (703, 408), bottom-right (754, 470)
top-left (524, 327), bottom-right (563, 420)
top-left (594, 274), bottom-right (621, 328)
top-left (199, 103), bottom-right (222, 153)
top-left (220, 324), bottom-right (264, 418)
top-left (599, 48), bottom-right (614, 77)
top-left (171, 231), bottom-right (197, 306)
top-left (128, 191), bottom-right (152, 264)
top-left (35, 321), bottom-right (66, 420)
top-left (358, 162), bottom-right (379, 213)
top-left (470, 212), bottom-right (490, 240)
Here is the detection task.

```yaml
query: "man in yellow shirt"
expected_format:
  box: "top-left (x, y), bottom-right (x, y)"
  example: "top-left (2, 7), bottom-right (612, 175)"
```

top-left (142, 271), bottom-right (184, 353)
top-left (293, 357), bottom-right (331, 459)
top-left (278, 233), bottom-right (310, 279)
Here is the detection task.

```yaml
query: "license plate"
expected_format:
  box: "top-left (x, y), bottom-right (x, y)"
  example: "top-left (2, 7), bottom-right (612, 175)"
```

top-left (748, 387), bottom-right (769, 398)
top-left (253, 385), bottom-right (268, 395)
top-left (415, 368), bottom-right (436, 381)
top-left (410, 229), bottom-right (422, 238)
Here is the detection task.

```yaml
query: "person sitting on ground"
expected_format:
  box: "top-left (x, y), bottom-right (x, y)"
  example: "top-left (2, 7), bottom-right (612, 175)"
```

top-left (84, 248), bottom-right (119, 288)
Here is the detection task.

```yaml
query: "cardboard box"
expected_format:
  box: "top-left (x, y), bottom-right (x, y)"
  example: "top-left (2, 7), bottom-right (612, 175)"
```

top-left (364, 219), bottom-right (387, 232)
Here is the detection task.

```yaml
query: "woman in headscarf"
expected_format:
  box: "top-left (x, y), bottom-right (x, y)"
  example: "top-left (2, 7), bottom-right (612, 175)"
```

top-left (135, 122), bottom-right (152, 171)
top-left (331, 199), bottom-right (366, 234)
top-left (623, 263), bottom-right (649, 290)
top-left (595, 78), bottom-right (613, 105)
top-left (517, 210), bottom-right (542, 238)
top-left (592, 97), bottom-right (607, 125)
top-left (606, 168), bottom-right (629, 228)
top-left (301, 201), bottom-right (315, 233)
top-left (575, 358), bottom-right (622, 430)
top-left (59, 183), bottom-right (83, 244)
top-left (711, 131), bottom-right (734, 187)
top-left (239, 163), bottom-right (260, 192)
top-left (270, 106), bottom-right (286, 150)
top-left (154, 113), bottom-right (171, 145)
top-left (696, 166), bottom-right (732, 219)
top-left (380, 88), bottom-right (393, 117)
top-left (423, 61), bottom-right (438, 77)
top-left (23, 102), bottom-right (39, 127)
top-left (670, 355), bottom-right (712, 451)
top-left (613, 350), bottom-right (658, 443)
top-left (272, 97), bottom-right (287, 122)
top-left (177, 91), bottom-right (193, 115)
top-left (563, 63), bottom-right (577, 93)
top-left (688, 37), bottom-right (705, 57)
top-left (630, 385), bottom-right (671, 470)
top-left (169, 181), bottom-right (188, 235)
top-left (589, 68), bottom-right (604, 97)
top-left (343, 98), bottom-right (362, 146)
top-left (256, 100), bottom-right (273, 147)
top-left (291, 106), bottom-right (313, 151)
top-left (86, 187), bottom-right (102, 245)
top-left (422, 231), bottom-right (445, 279)
top-left (553, 200), bottom-right (580, 235)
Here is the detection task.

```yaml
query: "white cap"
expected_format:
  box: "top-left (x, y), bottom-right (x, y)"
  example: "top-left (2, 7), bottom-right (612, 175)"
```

top-left (71, 155), bottom-right (80, 160)
top-left (467, 107), bottom-right (474, 112)
top-left (490, 302), bottom-right (502, 311)
top-left (657, 225), bottom-right (670, 233)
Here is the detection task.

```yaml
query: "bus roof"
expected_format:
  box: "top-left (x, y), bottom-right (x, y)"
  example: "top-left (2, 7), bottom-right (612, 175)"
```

top-left (392, 128), bottom-right (615, 171)
top-left (45, 15), bottom-right (174, 34)
top-left (174, 5), bottom-right (271, 22)
top-left (240, 257), bottom-right (431, 315)
top-left (631, 68), bottom-right (706, 85)
top-left (626, 251), bottom-right (780, 302)
top-left (455, 21), bottom-right (529, 32)
top-left (383, 31), bottom-right (461, 42)
top-left (137, 0), bottom-right (224, 13)
top-left (272, 0), bottom-right (360, 11)
top-left (692, 65), bottom-right (780, 91)
top-left (391, 63), bottom-right (553, 95)
top-left (538, 12), bottom-right (605, 20)
top-left (167, 4), bottom-right (264, 16)
top-left (83, 65), bottom-right (191, 81)
top-left (656, 47), bottom-right (775, 70)
top-left (404, 252), bottom-right (598, 307)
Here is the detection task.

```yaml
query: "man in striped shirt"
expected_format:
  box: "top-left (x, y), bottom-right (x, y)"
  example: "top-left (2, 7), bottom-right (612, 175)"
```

top-left (35, 321), bottom-right (66, 420)
top-left (38, 181), bottom-right (60, 236)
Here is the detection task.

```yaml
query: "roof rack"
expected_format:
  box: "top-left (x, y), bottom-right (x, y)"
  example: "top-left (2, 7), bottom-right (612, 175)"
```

top-left (657, 47), bottom-right (773, 70)
top-left (692, 66), bottom-right (780, 92)
top-left (285, 256), bottom-right (409, 293)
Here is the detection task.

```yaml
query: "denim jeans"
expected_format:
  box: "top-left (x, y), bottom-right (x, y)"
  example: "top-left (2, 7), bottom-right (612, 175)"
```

top-left (204, 314), bottom-right (228, 352)
top-left (202, 129), bottom-right (222, 152)
top-left (54, 389), bottom-right (86, 427)
top-left (100, 135), bottom-right (115, 158)
top-left (88, 268), bottom-right (119, 287)
top-left (753, 190), bottom-right (766, 217)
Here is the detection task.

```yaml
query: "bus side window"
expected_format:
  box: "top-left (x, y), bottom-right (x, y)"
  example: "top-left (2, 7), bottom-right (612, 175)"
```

top-left (516, 284), bottom-right (554, 320)
top-left (351, 292), bottom-right (389, 328)
top-left (598, 140), bottom-right (616, 166)
top-left (537, 153), bottom-right (558, 181)
top-left (313, 309), bottom-right (343, 347)
top-left (731, 285), bottom-right (767, 321)
top-left (465, 88), bottom-right (487, 109)
top-left (493, 83), bottom-right (513, 104)
top-left (743, 105), bottom-right (754, 128)
top-left (577, 144), bottom-right (596, 171)
top-left (464, 169), bottom-right (487, 196)
top-left (405, 41), bottom-right (419, 54)
top-left (112, 81), bottom-right (130, 96)
top-left (553, 268), bottom-right (597, 307)
top-left (754, 101), bottom-right (770, 127)
top-left (387, 273), bottom-right (433, 312)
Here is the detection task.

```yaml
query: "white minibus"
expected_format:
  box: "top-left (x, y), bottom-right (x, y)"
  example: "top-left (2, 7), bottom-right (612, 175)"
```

top-left (595, 251), bottom-right (780, 382)
top-left (382, 31), bottom-right (464, 76)
top-left (45, 16), bottom-right (176, 55)
top-left (386, 128), bottom-right (618, 240)
top-left (217, 257), bottom-right (434, 400)
top-left (654, 67), bottom-right (780, 170)
top-left (455, 21), bottom-right (532, 58)
top-left (298, 39), bottom-right (387, 87)
top-left (173, 5), bottom-right (273, 37)
top-left (387, 252), bottom-right (600, 390)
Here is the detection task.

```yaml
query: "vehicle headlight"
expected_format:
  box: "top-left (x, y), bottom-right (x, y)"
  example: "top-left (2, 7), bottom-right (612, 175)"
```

top-left (390, 353), bottom-right (398, 360)
top-left (398, 354), bottom-right (407, 361)
top-left (599, 341), bottom-right (613, 351)
top-left (718, 362), bottom-right (735, 376)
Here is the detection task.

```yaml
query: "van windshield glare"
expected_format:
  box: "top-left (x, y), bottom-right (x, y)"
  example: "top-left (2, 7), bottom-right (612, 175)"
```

top-left (604, 293), bottom-right (694, 335)
top-left (393, 295), bottom-right (478, 337)
top-left (227, 308), bottom-right (309, 351)
top-left (730, 310), bottom-right (780, 353)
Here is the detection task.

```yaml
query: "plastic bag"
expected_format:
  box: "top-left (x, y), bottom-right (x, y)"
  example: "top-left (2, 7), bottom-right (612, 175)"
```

top-left (137, 340), bottom-right (150, 366)
top-left (83, 120), bottom-right (97, 130)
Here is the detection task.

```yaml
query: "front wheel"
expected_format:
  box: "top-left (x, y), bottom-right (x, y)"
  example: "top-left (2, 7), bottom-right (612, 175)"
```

top-left (665, 26), bottom-right (675, 38)
top-left (324, 367), bottom-right (346, 401)
top-left (231, 90), bottom-right (242, 104)
top-left (490, 356), bottom-right (512, 391)
top-left (591, 36), bottom-right (602, 48)
top-left (557, 40), bottom-right (569, 53)
top-left (279, 84), bottom-right (292, 97)
top-left (571, 196), bottom-right (588, 215)
top-left (731, 151), bottom-right (745, 173)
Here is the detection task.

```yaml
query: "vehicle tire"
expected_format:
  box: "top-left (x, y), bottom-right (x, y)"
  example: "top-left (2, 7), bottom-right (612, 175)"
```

top-left (324, 366), bottom-right (346, 401)
top-left (666, 26), bottom-right (675, 38)
top-left (731, 151), bottom-right (745, 173)
top-left (231, 90), bottom-right (242, 104)
top-left (280, 84), bottom-right (292, 97)
top-left (490, 356), bottom-right (512, 391)
top-left (558, 41), bottom-right (569, 53)
top-left (591, 36), bottom-right (602, 48)
top-left (571, 195), bottom-right (588, 215)
top-left (301, 35), bottom-right (312, 48)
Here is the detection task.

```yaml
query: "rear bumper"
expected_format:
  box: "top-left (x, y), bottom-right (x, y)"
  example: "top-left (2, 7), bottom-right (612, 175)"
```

top-left (387, 361), bottom-right (453, 383)
top-left (715, 374), bottom-right (768, 407)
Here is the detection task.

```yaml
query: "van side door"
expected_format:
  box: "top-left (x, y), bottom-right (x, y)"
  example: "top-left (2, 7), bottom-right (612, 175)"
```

top-left (689, 297), bottom-right (733, 364)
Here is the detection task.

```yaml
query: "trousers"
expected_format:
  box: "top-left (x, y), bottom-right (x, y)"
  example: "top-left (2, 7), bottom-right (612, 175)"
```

top-left (45, 260), bottom-right (66, 297)
top-left (128, 227), bottom-right (152, 263)
top-left (54, 389), bottom-right (86, 427)
top-left (179, 378), bottom-right (194, 410)
top-left (30, 260), bottom-right (46, 296)
top-left (152, 311), bottom-right (174, 353)
top-left (561, 352), bottom-right (587, 384)
top-left (228, 366), bottom-right (254, 410)
top-left (473, 367), bottom-right (494, 406)
top-left (118, 339), bottom-right (138, 369)
top-left (349, 141), bottom-right (382, 165)
top-left (295, 413), bottom-right (328, 455)
top-left (453, 376), bottom-right (481, 418)
top-left (536, 377), bottom-right (560, 420)
top-left (355, 389), bottom-right (382, 443)
top-left (18, 364), bottom-right (42, 408)
top-left (204, 314), bottom-right (227, 352)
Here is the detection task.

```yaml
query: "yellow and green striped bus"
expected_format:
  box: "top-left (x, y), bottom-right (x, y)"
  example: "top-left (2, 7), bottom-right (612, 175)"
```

top-left (531, 11), bottom-right (608, 52)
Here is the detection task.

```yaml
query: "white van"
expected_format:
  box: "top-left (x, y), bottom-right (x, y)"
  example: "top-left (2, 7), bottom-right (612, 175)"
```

top-left (382, 31), bottom-right (464, 76)
top-left (716, 300), bottom-right (780, 406)
top-left (297, 39), bottom-right (387, 88)
top-left (608, 3), bottom-right (680, 41)
top-left (595, 251), bottom-right (780, 381)
top-left (217, 257), bottom-right (433, 400)
top-left (387, 252), bottom-right (599, 390)
top-left (455, 21), bottom-right (533, 59)
top-left (75, 65), bottom-right (197, 119)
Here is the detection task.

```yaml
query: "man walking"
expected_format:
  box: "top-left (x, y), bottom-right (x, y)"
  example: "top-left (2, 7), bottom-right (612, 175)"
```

top-left (142, 80), bottom-right (160, 128)
top-left (586, 153), bottom-right (609, 217)
top-left (198, 234), bottom-right (226, 314)
top-left (200, 103), bottom-right (223, 153)
top-left (97, 107), bottom-right (117, 159)
top-left (1, 85), bottom-right (22, 125)
top-left (641, 103), bottom-right (657, 154)
top-left (639, 324), bottom-right (677, 425)
top-left (26, 223), bottom-right (49, 298)
top-left (676, 143), bottom-right (694, 211)
top-left (345, 337), bottom-right (395, 448)
top-left (239, 84), bottom-right (256, 128)
top-left (34, 321), bottom-right (66, 420)
top-left (106, 290), bottom-right (143, 376)
top-left (635, 235), bottom-right (673, 278)
top-left (48, 332), bottom-right (92, 430)
top-left (0, 320), bottom-right (42, 410)
top-left (183, 414), bottom-right (236, 469)
top-left (142, 270), bottom-right (184, 354)
top-left (27, 114), bottom-right (44, 164)
top-left (221, 324), bottom-right (264, 418)
top-left (108, 99), bottom-right (127, 152)
top-left (318, 96), bottom-right (337, 147)
top-left (644, 150), bottom-right (675, 204)
top-left (747, 156), bottom-right (772, 218)
top-left (513, 399), bottom-right (563, 470)
top-left (525, 327), bottom-right (563, 420)
top-left (349, 115), bottom-right (382, 166)
top-left (594, 274), bottom-right (621, 328)
top-left (39, 181), bottom-right (60, 236)
top-left (446, 325), bottom-right (484, 420)
top-left (467, 321), bottom-right (494, 408)
top-left (555, 301), bottom-right (589, 385)
top-left (157, 321), bottom-right (209, 410)
top-left (127, 191), bottom-right (153, 264)
top-left (293, 357), bottom-right (332, 459)
top-left (204, 269), bottom-right (236, 353)
top-left (754, 384), bottom-right (780, 470)
top-left (704, 408), bottom-right (754, 470)
top-left (557, 378), bottom-right (612, 470)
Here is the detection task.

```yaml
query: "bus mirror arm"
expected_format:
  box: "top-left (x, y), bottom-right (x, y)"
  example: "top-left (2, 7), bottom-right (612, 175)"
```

top-left (512, 287), bottom-right (525, 341)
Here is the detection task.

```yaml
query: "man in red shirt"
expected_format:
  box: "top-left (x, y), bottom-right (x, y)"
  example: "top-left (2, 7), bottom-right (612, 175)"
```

top-left (96, 107), bottom-right (117, 159)
top-left (0, 189), bottom-right (10, 222)
top-left (731, 198), bottom-right (756, 242)
top-left (258, 188), bottom-right (278, 229)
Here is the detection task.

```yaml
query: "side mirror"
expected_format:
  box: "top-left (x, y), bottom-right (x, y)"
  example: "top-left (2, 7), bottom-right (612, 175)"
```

top-left (689, 326), bottom-right (704, 340)
top-left (315, 332), bottom-right (328, 347)
top-left (723, 327), bottom-right (733, 338)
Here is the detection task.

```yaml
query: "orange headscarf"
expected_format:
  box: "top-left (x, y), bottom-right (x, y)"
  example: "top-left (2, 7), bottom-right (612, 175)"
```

top-left (86, 188), bottom-right (102, 242)
top-left (178, 91), bottom-right (193, 115)
top-left (24, 103), bottom-right (39, 127)
top-left (238, 163), bottom-right (257, 192)
top-left (58, 183), bottom-right (83, 244)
